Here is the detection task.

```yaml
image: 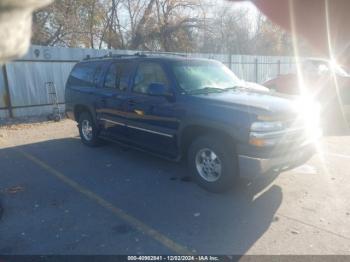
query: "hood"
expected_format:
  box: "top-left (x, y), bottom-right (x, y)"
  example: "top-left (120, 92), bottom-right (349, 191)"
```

top-left (242, 81), bottom-right (270, 92)
top-left (192, 88), bottom-right (299, 116)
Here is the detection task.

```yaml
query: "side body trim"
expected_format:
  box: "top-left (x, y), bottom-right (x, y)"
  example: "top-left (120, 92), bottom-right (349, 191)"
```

top-left (100, 118), bottom-right (173, 138)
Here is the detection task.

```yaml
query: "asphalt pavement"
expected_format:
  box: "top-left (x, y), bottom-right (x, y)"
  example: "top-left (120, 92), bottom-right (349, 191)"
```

top-left (0, 120), bottom-right (349, 255)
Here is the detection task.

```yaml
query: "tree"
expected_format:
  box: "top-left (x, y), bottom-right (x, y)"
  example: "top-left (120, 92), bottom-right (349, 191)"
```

top-left (152, 0), bottom-right (203, 51)
top-left (32, 0), bottom-right (106, 48)
top-left (31, 0), bottom-right (299, 55)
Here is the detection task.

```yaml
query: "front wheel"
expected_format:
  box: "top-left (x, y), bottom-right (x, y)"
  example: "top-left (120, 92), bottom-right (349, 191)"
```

top-left (188, 135), bottom-right (238, 193)
top-left (78, 112), bottom-right (101, 147)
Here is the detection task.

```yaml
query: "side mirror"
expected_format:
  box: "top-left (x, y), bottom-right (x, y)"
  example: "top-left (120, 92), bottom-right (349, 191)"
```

top-left (148, 83), bottom-right (173, 97)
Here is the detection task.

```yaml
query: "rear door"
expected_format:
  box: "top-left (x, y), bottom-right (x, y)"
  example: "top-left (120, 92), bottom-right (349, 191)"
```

top-left (96, 61), bottom-right (134, 141)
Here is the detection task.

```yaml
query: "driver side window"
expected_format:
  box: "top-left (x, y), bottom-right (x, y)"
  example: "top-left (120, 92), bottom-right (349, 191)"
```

top-left (132, 62), bottom-right (168, 94)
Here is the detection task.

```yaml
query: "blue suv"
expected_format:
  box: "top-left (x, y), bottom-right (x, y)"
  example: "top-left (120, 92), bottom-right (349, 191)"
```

top-left (65, 52), bottom-right (321, 192)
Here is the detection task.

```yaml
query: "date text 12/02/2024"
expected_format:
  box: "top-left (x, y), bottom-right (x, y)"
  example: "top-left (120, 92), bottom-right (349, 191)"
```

top-left (127, 256), bottom-right (220, 261)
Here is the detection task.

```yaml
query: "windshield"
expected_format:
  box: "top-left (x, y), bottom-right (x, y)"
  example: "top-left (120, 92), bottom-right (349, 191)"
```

top-left (172, 61), bottom-right (242, 94)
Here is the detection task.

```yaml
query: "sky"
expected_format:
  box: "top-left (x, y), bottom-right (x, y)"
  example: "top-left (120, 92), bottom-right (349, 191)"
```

top-left (205, 0), bottom-right (262, 27)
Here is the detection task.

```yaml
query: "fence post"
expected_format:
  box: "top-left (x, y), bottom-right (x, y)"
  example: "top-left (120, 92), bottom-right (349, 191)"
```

top-left (1, 64), bottom-right (13, 118)
top-left (228, 52), bottom-right (232, 70)
top-left (277, 59), bottom-right (281, 75)
top-left (255, 58), bottom-right (258, 83)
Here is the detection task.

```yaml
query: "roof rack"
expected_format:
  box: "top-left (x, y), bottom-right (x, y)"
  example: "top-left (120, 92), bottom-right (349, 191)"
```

top-left (83, 50), bottom-right (188, 61)
top-left (83, 52), bottom-right (136, 61)
top-left (134, 51), bottom-right (187, 57)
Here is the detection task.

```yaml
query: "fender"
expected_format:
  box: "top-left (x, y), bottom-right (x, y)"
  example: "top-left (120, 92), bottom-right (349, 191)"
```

top-left (177, 117), bottom-right (247, 154)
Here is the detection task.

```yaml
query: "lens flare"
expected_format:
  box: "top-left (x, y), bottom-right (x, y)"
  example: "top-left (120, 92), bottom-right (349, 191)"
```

top-left (294, 97), bottom-right (322, 139)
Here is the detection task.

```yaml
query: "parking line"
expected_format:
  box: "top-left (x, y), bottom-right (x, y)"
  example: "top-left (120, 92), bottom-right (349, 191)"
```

top-left (13, 147), bottom-right (193, 255)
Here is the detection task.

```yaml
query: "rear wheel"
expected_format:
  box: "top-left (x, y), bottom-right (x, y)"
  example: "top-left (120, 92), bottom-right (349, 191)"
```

top-left (78, 112), bottom-right (101, 147)
top-left (188, 135), bottom-right (238, 193)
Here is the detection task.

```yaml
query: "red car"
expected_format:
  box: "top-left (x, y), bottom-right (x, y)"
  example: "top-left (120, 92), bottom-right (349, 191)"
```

top-left (263, 58), bottom-right (350, 132)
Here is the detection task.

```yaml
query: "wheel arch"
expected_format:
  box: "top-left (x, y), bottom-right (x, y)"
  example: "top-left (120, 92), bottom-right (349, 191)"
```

top-left (74, 104), bottom-right (96, 123)
top-left (179, 124), bottom-right (237, 158)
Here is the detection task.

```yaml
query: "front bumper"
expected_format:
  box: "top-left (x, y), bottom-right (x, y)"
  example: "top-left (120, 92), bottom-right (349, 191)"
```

top-left (238, 141), bottom-right (316, 179)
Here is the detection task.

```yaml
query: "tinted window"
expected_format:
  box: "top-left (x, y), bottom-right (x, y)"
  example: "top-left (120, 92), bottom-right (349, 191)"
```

top-left (133, 62), bottom-right (168, 94)
top-left (68, 62), bottom-right (103, 87)
top-left (93, 65), bottom-right (103, 84)
top-left (104, 64), bottom-right (118, 89)
top-left (119, 64), bottom-right (131, 91)
top-left (104, 62), bottom-right (130, 91)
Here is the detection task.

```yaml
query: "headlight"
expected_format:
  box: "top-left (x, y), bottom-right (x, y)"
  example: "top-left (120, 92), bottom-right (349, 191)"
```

top-left (249, 99), bottom-right (322, 147)
top-left (250, 121), bottom-right (284, 132)
top-left (249, 121), bottom-right (283, 147)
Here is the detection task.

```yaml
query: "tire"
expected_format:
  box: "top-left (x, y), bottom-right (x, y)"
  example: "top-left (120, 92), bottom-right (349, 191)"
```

top-left (78, 112), bottom-right (101, 147)
top-left (188, 135), bottom-right (238, 193)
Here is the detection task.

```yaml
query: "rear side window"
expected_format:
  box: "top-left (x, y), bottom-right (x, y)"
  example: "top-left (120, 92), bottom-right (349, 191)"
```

top-left (104, 62), bottom-right (131, 91)
top-left (68, 62), bottom-right (103, 87)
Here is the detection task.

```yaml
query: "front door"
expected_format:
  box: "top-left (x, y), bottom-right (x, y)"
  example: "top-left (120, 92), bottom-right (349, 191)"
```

top-left (126, 61), bottom-right (180, 157)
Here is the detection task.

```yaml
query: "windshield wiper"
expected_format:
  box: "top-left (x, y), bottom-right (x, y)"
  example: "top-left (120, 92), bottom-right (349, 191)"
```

top-left (187, 87), bottom-right (226, 94)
